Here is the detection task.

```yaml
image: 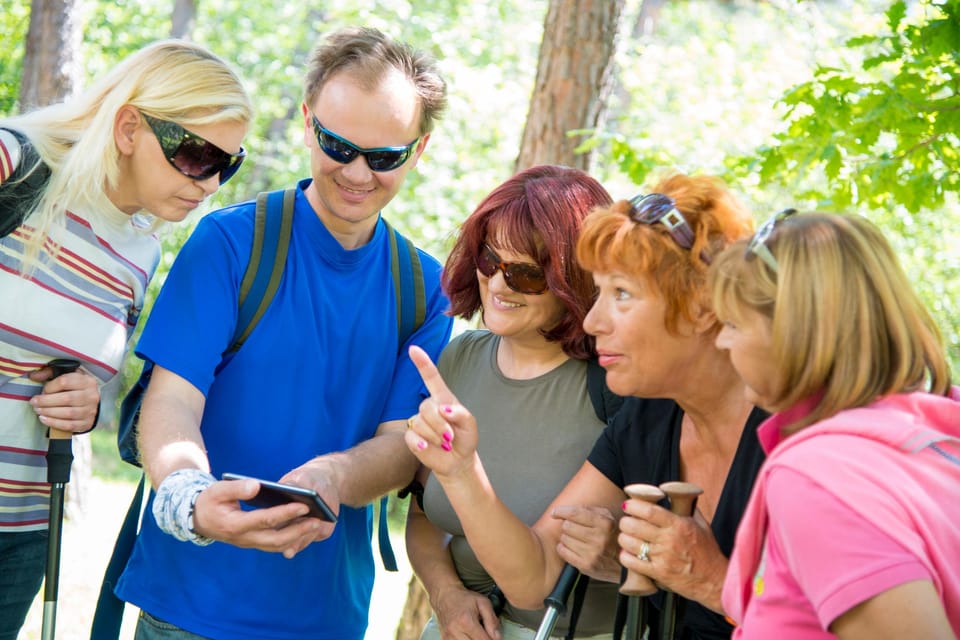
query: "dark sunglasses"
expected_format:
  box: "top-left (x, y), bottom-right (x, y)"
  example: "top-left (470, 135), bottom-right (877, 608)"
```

top-left (311, 114), bottom-right (418, 172)
top-left (143, 114), bottom-right (246, 185)
top-left (476, 244), bottom-right (548, 295)
top-left (629, 193), bottom-right (711, 265)
top-left (745, 208), bottom-right (798, 272)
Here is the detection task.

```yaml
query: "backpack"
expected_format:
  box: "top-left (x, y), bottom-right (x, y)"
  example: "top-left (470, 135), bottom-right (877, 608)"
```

top-left (0, 128), bottom-right (51, 238)
top-left (92, 188), bottom-right (426, 639)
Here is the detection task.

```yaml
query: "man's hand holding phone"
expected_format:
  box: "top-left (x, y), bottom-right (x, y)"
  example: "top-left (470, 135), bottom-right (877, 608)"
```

top-left (191, 475), bottom-right (337, 559)
top-left (223, 473), bottom-right (338, 522)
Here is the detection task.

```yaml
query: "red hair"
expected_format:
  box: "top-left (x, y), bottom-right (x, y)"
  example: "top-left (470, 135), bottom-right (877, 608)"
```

top-left (577, 173), bottom-right (754, 334)
top-left (444, 165), bottom-right (612, 359)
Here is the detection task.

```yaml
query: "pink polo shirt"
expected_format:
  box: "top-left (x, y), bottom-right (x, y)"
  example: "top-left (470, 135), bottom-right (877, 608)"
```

top-left (723, 388), bottom-right (960, 639)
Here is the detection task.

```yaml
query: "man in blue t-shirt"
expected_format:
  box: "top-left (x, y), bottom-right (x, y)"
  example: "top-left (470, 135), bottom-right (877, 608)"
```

top-left (115, 27), bottom-right (452, 640)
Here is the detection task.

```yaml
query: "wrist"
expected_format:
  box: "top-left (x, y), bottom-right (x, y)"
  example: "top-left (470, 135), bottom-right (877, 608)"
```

top-left (435, 452), bottom-right (484, 490)
top-left (694, 556), bottom-right (729, 613)
top-left (153, 468), bottom-right (216, 546)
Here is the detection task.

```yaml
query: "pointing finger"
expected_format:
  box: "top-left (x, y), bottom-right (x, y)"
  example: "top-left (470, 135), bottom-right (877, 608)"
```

top-left (408, 345), bottom-right (458, 406)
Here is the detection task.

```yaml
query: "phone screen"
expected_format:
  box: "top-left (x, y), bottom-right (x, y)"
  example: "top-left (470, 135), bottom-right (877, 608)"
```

top-left (222, 473), bottom-right (337, 522)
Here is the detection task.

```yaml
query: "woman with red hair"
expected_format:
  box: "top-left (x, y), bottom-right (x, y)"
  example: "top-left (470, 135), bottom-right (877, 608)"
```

top-left (406, 164), bottom-right (622, 639)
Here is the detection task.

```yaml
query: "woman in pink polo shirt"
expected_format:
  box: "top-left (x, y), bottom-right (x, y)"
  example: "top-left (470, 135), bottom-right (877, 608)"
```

top-left (708, 210), bottom-right (959, 639)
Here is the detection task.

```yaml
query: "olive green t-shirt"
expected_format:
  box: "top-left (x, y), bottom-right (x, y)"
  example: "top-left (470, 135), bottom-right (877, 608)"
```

top-left (422, 330), bottom-right (619, 635)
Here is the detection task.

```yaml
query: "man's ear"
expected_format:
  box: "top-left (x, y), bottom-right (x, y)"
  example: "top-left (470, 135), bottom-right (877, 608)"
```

top-left (300, 102), bottom-right (313, 147)
top-left (114, 105), bottom-right (141, 156)
top-left (409, 133), bottom-right (431, 169)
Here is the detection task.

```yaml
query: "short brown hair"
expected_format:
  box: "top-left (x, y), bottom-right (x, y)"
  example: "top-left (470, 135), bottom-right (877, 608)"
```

top-left (577, 173), bottom-right (754, 334)
top-left (444, 165), bottom-right (612, 359)
top-left (303, 26), bottom-right (446, 135)
top-left (710, 212), bottom-right (952, 432)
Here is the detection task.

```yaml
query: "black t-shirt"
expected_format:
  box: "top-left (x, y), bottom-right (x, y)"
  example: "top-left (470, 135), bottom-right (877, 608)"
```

top-left (588, 397), bottom-right (768, 640)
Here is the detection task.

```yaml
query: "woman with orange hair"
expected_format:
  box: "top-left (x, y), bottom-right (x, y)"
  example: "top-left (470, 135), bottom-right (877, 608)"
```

top-left (406, 172), bottom-right (762, 639)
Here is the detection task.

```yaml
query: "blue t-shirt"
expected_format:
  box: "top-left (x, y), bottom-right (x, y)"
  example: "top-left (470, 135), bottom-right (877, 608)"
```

top-left (116, 180), bottom-right (452, 640)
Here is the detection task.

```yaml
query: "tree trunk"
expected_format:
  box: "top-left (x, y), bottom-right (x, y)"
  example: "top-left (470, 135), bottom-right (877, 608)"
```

top-left (242, 8), bottom-right (328, 199)
top-left (170, 0), bottom-right (198, 39)
top-left (19, 0), bottom-right (81, 111)
top-left (395, 575), bottom-right (432, 640)
top-left (515, 0), bottom-right (625, 172)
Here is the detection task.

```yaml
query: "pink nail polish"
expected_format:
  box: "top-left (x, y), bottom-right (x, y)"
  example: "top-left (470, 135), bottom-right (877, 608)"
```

top-left (621, 501), bottom-right (628, 511)
top-left (442, 431), bottom-right (452, 442)
top-left (416, 440), bottom-right (427, 451)
top-left (441, 442), bottom-right (452, 452)
top-left (443, 405), bottom-right (453, 414)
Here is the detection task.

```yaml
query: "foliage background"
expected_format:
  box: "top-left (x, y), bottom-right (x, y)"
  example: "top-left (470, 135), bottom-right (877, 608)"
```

top-left (2, 0), bottom-right (957, 386)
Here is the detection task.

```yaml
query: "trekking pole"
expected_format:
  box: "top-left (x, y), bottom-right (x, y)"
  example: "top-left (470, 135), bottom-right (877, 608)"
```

top-left (534, 563), bottom-right (581, 640)
top-left (42, 358), bottom-right (81, 640)
top-left (620, 484), bottom-right (665, 640)
top-left (657, 482), bottom-right (703, 640)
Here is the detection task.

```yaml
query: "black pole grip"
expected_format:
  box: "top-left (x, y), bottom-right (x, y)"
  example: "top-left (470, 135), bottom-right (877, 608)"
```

top-left (46, 358), bottom-right (81, 378)
top-left (45, 439), bottom-right (74, 484)
top-left (543, 563), bottom-right (580, 614)
top-left (44, 359), bottom-right (80, 484)
top-left (486, 586), bottom-right (506, 617)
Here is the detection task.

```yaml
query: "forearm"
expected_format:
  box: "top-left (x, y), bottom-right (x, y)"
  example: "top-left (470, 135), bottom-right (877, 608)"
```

top-left (137, 367), bottom-right (208, 489)
top-left (436, 454), bottom-right (559, 609)
top-left (306, 422), bottom-right (419, 507)
top-left (406, 505), bottom-right (466, 606)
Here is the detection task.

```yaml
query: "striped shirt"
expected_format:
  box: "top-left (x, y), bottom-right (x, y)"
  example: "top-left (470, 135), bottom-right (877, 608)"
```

top-left (0, 131), bottom-right (160, 531)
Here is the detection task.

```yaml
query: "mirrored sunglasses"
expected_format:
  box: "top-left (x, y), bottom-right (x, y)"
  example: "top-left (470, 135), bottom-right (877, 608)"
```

top-left (745, 208), bottom-right (798, 272)
top-left (311, 114), bottom-right (418, 172)
top-left (476, 244), bottom-right (548, 295)
top-left (143, 114), bottom-right (245, 185)
top-left (628, 193), bottom-right (711, 265)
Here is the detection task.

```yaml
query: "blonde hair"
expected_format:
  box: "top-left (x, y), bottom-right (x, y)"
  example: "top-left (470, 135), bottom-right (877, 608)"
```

top-left (2, 39), bottom-right (252, 265)
top-left (577, 172), bottom-right (754, 334)
top-left (709, 212), bottom-right (951, 432)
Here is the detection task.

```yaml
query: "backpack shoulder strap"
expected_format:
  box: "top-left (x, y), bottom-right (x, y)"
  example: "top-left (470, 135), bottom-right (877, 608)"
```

top-left (228, 188), bottom-right (295, 353)
top-left (383, 218), bottom-right (426, 350)
top-left (0, 127), bottom-right (50, 238)
top-left (378, 218), bottom-right (427, 572)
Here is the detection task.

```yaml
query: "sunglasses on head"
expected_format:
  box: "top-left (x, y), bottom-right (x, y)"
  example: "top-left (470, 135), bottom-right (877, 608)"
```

top-left (310, 114), bottom-right (419, 172)
top-left (142, 114), bottom-right (245, 185)
top-left (476, 244), bottom-right (548, 295)
top-left (628, 193), bottom-right (711, 265)
top-left (745, 208), bottom-right (798, 272)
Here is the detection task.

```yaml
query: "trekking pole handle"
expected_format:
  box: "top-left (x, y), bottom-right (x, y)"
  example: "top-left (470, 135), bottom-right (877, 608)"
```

top-left (658, 482), bottom-right (704, 640)
top-left (620, 484), bottom-right (665, 596)
top-left (45, 358), bottom-right (82, 440)
top-left (544, 563), bottom-right (581, 613)
top-left (660, 482), bottom-right (703, 519)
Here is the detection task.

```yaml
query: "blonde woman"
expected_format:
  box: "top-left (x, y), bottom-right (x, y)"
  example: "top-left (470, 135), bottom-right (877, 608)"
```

top-left (0, 40), bottom-right (251, 637)
top-left (710, 211), bottom-right (959, 639)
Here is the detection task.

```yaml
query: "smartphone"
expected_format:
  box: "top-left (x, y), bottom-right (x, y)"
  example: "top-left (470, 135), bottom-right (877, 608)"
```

top-left (222, 472), bottom-right (337, 523)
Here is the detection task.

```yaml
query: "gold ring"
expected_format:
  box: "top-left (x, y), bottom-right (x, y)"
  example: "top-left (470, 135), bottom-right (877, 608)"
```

top-left (407, 416), bottom-right (415, 429)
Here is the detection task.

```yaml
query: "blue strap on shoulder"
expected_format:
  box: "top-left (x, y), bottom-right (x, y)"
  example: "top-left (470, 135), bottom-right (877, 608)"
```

top-left (377, 218), bottom-right (426, 572)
